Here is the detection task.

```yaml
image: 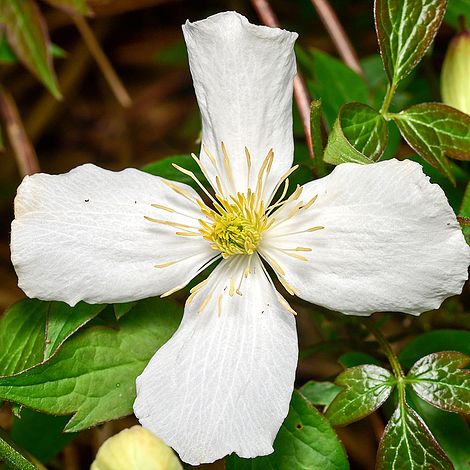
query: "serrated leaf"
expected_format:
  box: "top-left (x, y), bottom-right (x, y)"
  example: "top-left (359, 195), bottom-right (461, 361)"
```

top-left (0, 299), bottom-right (105, 376)
top-left (393, 103), bottom-right (470, 182)
top-left (0, 297), bottom-right (181, 432)
top-left (324, 103), bottom-right (388, 165)
top-left (43, 0), bottom-right (92, 15)
top-left (377, 402), bottom-right (453, 470)
top-left (142, 155), bottom-right (206, 191)
top-left (299, 381), bottom-right (342, 407)
top-left (226, 390), bottom-right (348, 470)
top-left (399, 330), bottom-right (470, 369)
top-left (1, 0), bottom-right (61, 98)
top-left (325, 365), bottom-right (395, 426)
top-left (375, 0), bottom-right (448, 85)
top-left (407, 352), bottom-right (470, 415)
top-left (408, 391), bottom-right (470, 470)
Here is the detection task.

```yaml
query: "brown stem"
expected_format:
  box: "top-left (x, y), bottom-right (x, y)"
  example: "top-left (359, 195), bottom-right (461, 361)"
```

top-left (251, 0), bottom-right (314, 158)
top-left (310, 0), bottom-right (363, 76)
top-left (0, 87), bottom-right (40, 176)
top-left (72, 15), bottom-right (132, 108)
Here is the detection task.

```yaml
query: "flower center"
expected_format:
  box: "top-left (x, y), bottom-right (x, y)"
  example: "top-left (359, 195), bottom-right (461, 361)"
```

top-left (200, 192), bottom-right (268, 258)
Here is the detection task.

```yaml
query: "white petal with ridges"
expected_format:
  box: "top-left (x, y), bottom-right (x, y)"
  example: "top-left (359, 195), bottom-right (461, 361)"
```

top-left (183, 12), bottom-right (297, 199)
top-left (11, 164), bottom-right (215, 306)
top-left (261, 159), bottom-right (470, 316)
top-left (134, 255), bottom-right (297, 465)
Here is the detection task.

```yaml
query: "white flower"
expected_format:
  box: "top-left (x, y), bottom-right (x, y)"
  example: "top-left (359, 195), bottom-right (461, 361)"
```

top-left (10, 10), bottom-right (470, 466)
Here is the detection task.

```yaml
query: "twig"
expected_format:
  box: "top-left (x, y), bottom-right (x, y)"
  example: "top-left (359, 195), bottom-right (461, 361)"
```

top-left (310, 0), bottom-right (364, 76)
top-left (0, 87), bottom-right (40, 176)
top-left (251, 0), bottom-right (314, 158)
top-left (72, 15), bottom-right (132, 108)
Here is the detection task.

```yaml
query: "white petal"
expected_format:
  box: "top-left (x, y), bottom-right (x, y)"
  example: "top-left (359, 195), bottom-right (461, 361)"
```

top-left (261, 159), bottom-right (470, 316)
top-left (11, 164), bottom-right (215, 306)
top-left (134, 255), bottom-right (297, 465)
top-left (183, 12), bottom-right (297, 199)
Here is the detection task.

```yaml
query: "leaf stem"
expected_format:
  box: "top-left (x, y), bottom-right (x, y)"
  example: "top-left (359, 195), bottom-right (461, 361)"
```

top-left (72, 15), bottom-right (132, 108)
top-left (364, 319), bottom-right (404, 380)
top-left (379, 82), bottom-right (397, 116)
top-left (0, 429), bottom-right (39, 470)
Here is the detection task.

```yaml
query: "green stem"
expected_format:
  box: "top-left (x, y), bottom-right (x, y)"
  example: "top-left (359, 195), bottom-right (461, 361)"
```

top-left (0, 429), bottom-right (39, 470)
top-left (379, 82), bottom-right (397, 116)
top-left (364, 320), bottom-right (404, 379)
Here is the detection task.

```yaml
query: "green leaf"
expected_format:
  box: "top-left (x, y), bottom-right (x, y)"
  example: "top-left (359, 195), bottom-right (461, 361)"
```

top-left (11, 409), bottom-right (76, 462)
top-left (399, 329), bottom-right (470, 369)
top-left (406, 352), bottom-right (470, 415)
top-left (393, 103), bottom-right (470, 182)
top-left (43, 0), bottom-right (92, 15)
top-left (0, 299), bottom-right (105, 376)
top-left (324, 103), bottom-right (388, 165)
top-left (113, 301), bottom-right (137, 320)
top-left (325, 365), bottom-right (395, 426)
top-left (299, 381), bottom-right (342, 407)
top-left (0, 429), bottom-right (40, 470)
top-left (1, 0), bottom-right (61, 98)
top-left (0, 297), bottom-right (181, 432)
top-left (0, 36), bottom-right (66, 63)
top-left (297, 48), bottom-right (369, 127)
top-left (377, 402), bottom-right (453, 470)
top-left (375, 0), bottom-right (447, 85)
top-left (142, 155), bottom-right (206, 191)
top-left (226, 390), bottom-right (349, 470)
top-left (408, 391), bottom-right (470, 470)
top-left (338, 351), bottom-right (381, 368)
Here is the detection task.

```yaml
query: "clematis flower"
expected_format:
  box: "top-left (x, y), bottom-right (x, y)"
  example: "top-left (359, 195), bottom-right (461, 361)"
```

top-left (10, 10), bottom-right (470, 466)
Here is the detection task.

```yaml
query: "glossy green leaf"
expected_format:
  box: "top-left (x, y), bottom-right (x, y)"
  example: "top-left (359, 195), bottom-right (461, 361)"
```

top-left (324, 103), bottom-right (388, 165)
top-left (393, 103), bottom-right (470, 182)
top-left (399, 329), bottom-right (470, 369)
top-left (226, 391), bottom-right (349, 470)
top-left (11, 409), bottom-right (76, 462)
top-left (408, 391), bottom-right (470, 470)
top-left (325, 365), bottom-right (395, 426)
top-left (407, 352), bottom-right (470, 415)
top-left (377, 402), bottom-right (452, 470)
top-left (1, 0), bottom-right (61, 98)
top-left (0, 297), bottom-right (182, 432)
top-left (0, 299), bottom-right (105, 376)
top-left (375, 0), bottom-right (447, 85)
top-left (297, 48), bottom-right (369, 127)
top-left (43, 0), bottom-right (92, 15)
top-left (299, 381), bottom-right (342, 407)
top-left (142, 155), bottom-right (206, 191)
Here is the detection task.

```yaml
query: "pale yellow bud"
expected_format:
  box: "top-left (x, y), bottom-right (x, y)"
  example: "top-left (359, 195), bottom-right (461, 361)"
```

top-left (91, 426), bottom-right (182, 470)
top-left (441, 31), bottom-right (470, 115)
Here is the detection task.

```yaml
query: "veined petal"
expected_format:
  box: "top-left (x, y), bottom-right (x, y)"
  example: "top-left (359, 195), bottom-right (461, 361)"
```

top-left (134, 255), bottom-right (298, 465)
top-left (183, 12), bottom-right (297, 200)
top-left (11, 164), bottom-right (215, 306)
top-left (261, 159), bottom-right (470, 316)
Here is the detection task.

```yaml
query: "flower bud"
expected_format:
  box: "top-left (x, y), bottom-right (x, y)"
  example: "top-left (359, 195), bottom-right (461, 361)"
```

top-left (441, 31), bottom-right (470, 114)
top-left (91, 426), bottom-right (182, 470)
